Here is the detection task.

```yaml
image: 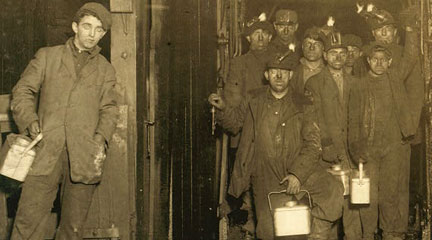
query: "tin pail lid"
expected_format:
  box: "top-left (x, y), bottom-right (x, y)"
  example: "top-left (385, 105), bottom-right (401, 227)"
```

top-left (275, 203), bottom-right (309, 211)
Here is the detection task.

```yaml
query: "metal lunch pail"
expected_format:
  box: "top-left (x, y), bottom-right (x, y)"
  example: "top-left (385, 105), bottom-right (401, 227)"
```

top-left (350, 162), bottom-right (370, 204)
top-left (0, 133), bottom-right (43, 182)
top-left (327, 164), bottom-right (350, 196)
top-left (268, 190), bottom-right (312, 236)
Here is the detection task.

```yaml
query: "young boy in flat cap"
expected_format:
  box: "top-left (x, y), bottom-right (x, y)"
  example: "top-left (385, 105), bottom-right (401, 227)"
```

top-left (343, 34), bottom-right (363, 76)
top-left (348, 17), bottom-right (420, 240)
top-left (209, 51), bottom-right (343, 240)
top-left (356, 8), bottom-right (423, 140)
top-left (10, 2), bottom-right (118, 239)
top-left (290, 26), bottom-right (326, 95)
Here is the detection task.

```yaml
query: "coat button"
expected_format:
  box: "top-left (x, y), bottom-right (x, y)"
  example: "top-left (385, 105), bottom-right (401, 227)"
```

top-left (281, 123), bottom-right (286, 127)
top-left (275, 111), bottom-right (279, 115)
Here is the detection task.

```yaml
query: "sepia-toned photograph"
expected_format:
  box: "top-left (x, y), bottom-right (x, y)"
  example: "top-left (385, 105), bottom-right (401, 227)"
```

top-left (0, 0), bottom-right (430, 239)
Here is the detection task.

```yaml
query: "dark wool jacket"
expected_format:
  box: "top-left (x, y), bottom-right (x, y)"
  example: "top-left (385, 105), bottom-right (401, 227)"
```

top-left (11, 38), bottom-right (118, 184)
top-left (348, 30), bottom-right (419, 163)
top-left (218, 87), bottom-right (321, 198)
top-left (223, 49), bottom-right (273, 147)
top-left (305, 67), bottom-right (356, 167)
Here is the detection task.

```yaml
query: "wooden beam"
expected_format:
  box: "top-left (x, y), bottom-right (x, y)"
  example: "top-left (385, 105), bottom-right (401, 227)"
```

top-left (110, 0), bottom-right (133, 13)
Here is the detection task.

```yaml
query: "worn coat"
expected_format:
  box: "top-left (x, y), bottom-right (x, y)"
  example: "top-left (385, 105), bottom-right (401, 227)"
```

top-left (347, 30), bottom-right (420, 237)
top-left (11, 39), bottom-right (118, 184)
top-left (219, 87), bottom-right (344, 239)
top-left (305, 67), bottom-right (356, 168)
top-left (353, 37), bottom-right (423, 143)
top-left (224, 49), bottom-right (273, 107)
top-left (290, 59), bottom-right (325, 96)
top-left (223, 49), bottom-right (273, 147)
top-left (348, 30), bottom-right (419, 162)
top-left (218, 87), bottom-right (321, 197)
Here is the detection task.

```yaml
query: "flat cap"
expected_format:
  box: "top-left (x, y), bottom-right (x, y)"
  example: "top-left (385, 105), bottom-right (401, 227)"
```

top-left (267, 49), bottom-right (299, 70)
top-left (363, 42), bottom-right (392, 57)
top-left (303, 26), bottom-right (326, 43)
top-left (75, 2), bottom-right (112, 31)
top-left (274, 9), bottom-right (298, 25)
top-left (244, 20), bottom-right (275, 36)
top-left (367, 9), bottom-right (396, 30)
top-left (344, 34), bottom-right (363, 49)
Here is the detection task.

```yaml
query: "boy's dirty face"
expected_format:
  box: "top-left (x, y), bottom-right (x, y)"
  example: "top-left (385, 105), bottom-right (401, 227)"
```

top-left (274, 23), bottom-right (298, 42)
top-left (247, 29), bottom-right (272, 51)
top-left (324, 48), bottom-right (347, 70)
top-left (302, 38), bottom-right (324, 62)
top-left (346, 46), bottom-right (362, 67)
top-left (367, 51), bottom-right (392, 76)
top-left (372, 25), bottom-right (397, 45)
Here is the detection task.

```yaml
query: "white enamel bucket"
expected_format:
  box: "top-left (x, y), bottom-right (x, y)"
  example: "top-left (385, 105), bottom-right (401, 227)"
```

top-left (268, 190), bottom-right (312, 236)
top-left (0, 133), bottom-right (43, 181)
top-left (350, 163), bottom-right (370, 204)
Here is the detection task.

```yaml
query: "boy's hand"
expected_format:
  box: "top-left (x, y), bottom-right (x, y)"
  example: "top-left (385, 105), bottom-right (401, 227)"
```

top-left (208, 93), bottom-right (226, 110)
top-left (280, 174), bottom-right (301, 194)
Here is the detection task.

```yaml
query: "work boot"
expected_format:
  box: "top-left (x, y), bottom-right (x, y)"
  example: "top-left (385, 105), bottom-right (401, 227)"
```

top-left (308, 217), bottom-right (335, 240)
top-left (382, 232), bottom-right (405, 240)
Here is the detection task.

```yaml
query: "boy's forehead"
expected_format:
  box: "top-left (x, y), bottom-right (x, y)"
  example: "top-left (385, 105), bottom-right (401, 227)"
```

top-left (80, 15), bottom-right (103, 27)
top-left (370, 50), bottom-right (391, 58)
top-left (347, 46), bottom-right (360, 51)
top-left (374, 24), bottom-right (396, 31)
top-left (251, 28), bottom-right (269, 35)
top-left (268, 68), bottom-right (291, 72)
top-left (303, 38), bottom-right (321, 44)
top-left (327, 48), bottom-right (347, 53)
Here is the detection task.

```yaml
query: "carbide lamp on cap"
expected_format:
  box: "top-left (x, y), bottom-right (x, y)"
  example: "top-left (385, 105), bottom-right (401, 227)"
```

top-left (244, 12), bottom-right (275, 36)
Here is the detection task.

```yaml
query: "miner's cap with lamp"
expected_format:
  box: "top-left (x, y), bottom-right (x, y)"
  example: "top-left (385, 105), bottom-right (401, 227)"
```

top-left (356, 3), bottom-right (396, 30)
top-left (244, 13), bottom-right (275, 36)
top-left (365, 9), bottom-right (396, 30)
top-left (74, 2), bottom-right (112, 31)
top-left (267, 44), bottom-right (299, 71)
top-left (323, 31), bottom-right (346, 52)
top-left (368, 9), bottom-right (396, 30)
top-left (274, 9), bottom-right (298, 25)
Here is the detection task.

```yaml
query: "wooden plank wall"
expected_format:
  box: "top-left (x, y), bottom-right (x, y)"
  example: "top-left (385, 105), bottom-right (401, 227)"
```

top-left (147, 0), bottom-right (219, 239)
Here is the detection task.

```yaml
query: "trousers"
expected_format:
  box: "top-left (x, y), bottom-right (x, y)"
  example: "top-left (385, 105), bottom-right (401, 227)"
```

top-left (10, 150), bottom-right (96, 240)
top-left (359, 142), bottom-right (410, 239)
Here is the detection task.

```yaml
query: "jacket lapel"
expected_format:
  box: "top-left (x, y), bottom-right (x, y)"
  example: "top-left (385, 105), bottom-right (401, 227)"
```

top-left (323, 68), bottom-right (345, 125)
top-left (61, 44), bottom-right (77, 80)
top-left (78, 45), bottom-right (101, 82)
top-left (341, 73), bottom-right (351, 128)
top-left (80, 57), bottom-right (98, 80)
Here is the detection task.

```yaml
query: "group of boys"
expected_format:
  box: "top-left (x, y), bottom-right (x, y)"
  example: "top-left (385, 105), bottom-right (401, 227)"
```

top-left (209, 5), bottom-right (423, 240)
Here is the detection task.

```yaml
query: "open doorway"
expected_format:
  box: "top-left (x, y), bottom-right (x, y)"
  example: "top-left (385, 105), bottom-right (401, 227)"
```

top-left (216, 0), bottom-right (429, 239)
